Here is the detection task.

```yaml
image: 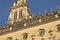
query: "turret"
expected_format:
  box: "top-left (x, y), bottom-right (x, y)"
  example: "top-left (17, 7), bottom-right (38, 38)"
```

top-left (8, 0), bottom-right (32, 24)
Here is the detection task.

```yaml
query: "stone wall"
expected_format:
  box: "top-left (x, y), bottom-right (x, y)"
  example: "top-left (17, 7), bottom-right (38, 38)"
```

top-left (0, 20), bottom-right (60, 40)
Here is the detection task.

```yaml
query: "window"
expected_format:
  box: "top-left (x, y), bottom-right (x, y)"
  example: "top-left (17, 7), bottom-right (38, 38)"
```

top-left (55, 24), bottom-right (60, 32)
top-left (14, 12), bottom-right (17, 20)
top-left (22, 33), bottom-right (28, 40)
top-left (6, 37), bottom-right (12, 40)
top-left (19, 9), bottom-right (23, 19)
top-left (38, 29), bottom-right (45, 37)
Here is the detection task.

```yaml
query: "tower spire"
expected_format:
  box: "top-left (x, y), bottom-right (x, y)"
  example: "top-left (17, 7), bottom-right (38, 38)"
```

top-left (8, 0), bottom-right (32, 24)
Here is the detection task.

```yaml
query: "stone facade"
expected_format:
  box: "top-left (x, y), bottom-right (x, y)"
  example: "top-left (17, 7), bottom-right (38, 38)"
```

top-left (0, 0), bottom-right (60, 40)
top-left (0, 19), bottom-right (60, 40)
top-left (8, 0), bottom-right (32, 24)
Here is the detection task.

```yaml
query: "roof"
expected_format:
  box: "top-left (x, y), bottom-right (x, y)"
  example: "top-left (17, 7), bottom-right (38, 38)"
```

top-left (0, 11), bottom-right (60, 36)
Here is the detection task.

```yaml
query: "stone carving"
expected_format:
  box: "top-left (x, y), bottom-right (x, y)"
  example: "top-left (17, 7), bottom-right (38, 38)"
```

top-left (41, 38), bottom-right (45, 40)
top-left (38, 29), bottom-right (45, 37)
top-left (55, 24), bottom-right (60, 32)
top-left (22, 33), bottom-right (28, 40)
top-left (6, 37), bottom-right (13, 40)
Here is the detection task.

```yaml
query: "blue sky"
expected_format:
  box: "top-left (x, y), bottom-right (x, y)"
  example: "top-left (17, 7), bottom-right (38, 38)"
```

top-left (0, 0), bottom-right (60, 26)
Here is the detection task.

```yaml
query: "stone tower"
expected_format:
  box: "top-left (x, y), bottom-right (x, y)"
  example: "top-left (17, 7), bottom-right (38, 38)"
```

top-left (8, 0), bottom-right (32, 24)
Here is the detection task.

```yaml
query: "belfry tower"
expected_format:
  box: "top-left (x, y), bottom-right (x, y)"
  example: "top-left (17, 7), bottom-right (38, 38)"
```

top-left (8, 0), bottom-right (32, 24)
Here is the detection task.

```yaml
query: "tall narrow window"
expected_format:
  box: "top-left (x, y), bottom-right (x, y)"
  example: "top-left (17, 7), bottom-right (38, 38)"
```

top-left (14, 12), bottom-right (17, 20)
top-left (19, 9), bottom-right (23, 19)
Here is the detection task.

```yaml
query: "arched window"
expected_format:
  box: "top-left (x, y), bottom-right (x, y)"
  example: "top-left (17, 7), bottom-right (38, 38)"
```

top-left (14, 12), bottom-right (17, 20)
top-left (22, 33), bottom-right (28, 40)
top-left (6, 37), bottom-right (13, 40)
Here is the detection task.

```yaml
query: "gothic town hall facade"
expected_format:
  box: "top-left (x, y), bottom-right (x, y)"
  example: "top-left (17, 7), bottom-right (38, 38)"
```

top-left (0, 0), bottom-right (60, 40)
